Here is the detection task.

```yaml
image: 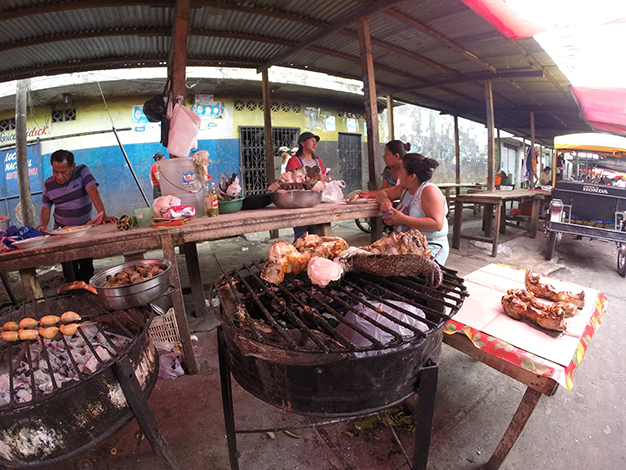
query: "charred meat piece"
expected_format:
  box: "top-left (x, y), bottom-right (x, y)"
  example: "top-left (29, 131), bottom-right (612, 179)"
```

top-left (103, 263), bottom-right (165, 287)
top-left (501, 288), bottom-right (566, 332)
top-left (359, 229), bottom-right (431, 258)
top-left (525, 270), bottom-right (585, 309)
top-left (344, 254), bottom-right (442, 288)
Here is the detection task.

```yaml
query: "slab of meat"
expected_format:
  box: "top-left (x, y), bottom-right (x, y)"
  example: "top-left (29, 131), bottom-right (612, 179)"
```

top-left (344, 254), bottom-right (442, 288)
top-left (359, 229), bottom-right (431, 258)
top-left (525, 270), bottom-right (585, 309)
top-left (501, 288), bottom-right (567, 332)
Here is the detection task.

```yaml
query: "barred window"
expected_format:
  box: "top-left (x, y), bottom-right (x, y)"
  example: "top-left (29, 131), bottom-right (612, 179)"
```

top-left (246, 101), bottom-right (257, 111)
top-left (234, 100), bottom-right (245, 111)
top-left (0, 117), bottom-right (16, 132)
top-left (281, 102), bottom-right (291, 112)
top-left (52, 108), bottom-right (76, 123)
top-left (271, 102), bottom-right (280, 112)
top-left (291, 103), bottom-right (301, 113)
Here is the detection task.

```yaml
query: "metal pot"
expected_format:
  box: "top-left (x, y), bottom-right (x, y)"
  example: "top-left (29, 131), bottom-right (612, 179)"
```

top-left (271, 190), bottom-right (322, 209)
top-left (90, 259), bottom-right (171, 310)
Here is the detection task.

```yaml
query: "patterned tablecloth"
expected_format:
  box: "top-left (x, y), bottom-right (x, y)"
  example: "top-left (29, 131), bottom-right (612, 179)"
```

top-left (444, 264), bottom-right (608, 391)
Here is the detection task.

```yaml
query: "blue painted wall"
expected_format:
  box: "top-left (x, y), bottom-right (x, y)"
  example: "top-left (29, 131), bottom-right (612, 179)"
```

top-left (40, 138), bottom-right (241, 219)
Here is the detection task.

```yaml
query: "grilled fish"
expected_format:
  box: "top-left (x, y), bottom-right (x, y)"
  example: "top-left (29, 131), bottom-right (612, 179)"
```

top-left (344, 254), bottom-right (442, 288)
top-left (525, 270), bottom-right (585, 309)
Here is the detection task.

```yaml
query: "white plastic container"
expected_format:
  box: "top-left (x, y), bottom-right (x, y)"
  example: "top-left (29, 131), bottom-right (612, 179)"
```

top-left (157, 158), bottom-right (205, 215)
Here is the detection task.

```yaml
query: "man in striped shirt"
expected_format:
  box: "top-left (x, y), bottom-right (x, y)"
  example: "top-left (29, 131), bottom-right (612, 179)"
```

top-left (36, 150), bottom-right (116, 282)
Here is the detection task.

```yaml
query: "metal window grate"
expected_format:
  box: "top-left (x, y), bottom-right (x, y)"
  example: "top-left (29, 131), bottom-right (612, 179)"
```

top-left (239, 126), bottom-right (300, 195)
top-left (52, 108), bottom-right (76, 123)
top-left (338, 132), bottom-right (363, 194)
top-left (0, 118), bottom-right (15, 132)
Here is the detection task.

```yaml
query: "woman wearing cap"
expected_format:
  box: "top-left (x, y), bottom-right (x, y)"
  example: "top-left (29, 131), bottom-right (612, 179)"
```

top-left (150, 152), bottom-right (165, 200)
top-left (278, 146), bottom-right (291, 175)
top-left (376, 153), bottom-right (449, 264)
top-left (286, 131), bottom-right (327, 240)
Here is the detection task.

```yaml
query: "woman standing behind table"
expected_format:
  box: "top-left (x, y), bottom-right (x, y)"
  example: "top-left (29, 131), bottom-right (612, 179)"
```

top-left (286, 131), bottom-right (327, 241)
top-left (359, 140), bottom-right (410, 198)
top-left (376, 153), bottom-right (449, 264)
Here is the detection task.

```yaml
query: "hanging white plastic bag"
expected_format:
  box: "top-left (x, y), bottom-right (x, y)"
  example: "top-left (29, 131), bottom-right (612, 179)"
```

top-left (167, 100), bottom-right (201, 157)
top-left (321, 180), bottom-right (346, 203)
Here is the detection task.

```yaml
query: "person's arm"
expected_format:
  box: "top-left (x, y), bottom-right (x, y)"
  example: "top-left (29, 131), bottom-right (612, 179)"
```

top-left (382, 186), bottom-right (445, 232)
top-left (375, 185), bottom-right (403, 213)
top-left (86, 184), bottom-right (117, 224)
top-left (154, 170), bottom-right (160, 183)
top-left (36, 207), bottom-right (51, 232)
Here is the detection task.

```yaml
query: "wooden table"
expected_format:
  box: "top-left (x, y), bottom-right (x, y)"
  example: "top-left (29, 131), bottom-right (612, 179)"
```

top-left (436, 183), bottom-right (486, 205)
top-left (452, 189), bottom-right (546, 256)
top-left (0, 201), bottom-right (381, 374)
top-left (443, 264), bottom-right (607, 469)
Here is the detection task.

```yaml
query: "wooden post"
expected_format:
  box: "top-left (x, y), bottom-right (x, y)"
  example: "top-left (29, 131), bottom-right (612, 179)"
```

top-left (454, 115), bottom-right (460, 196)
top-left (262, 69), bottom-right (275, 180)
top-left (160, 234), bottom-right (198, 375)
top-left (262, 69), bottom-right (279, 239)
top-left (169, 0), bottom-right (190, 103)
top-left (485, 81), bottom-right (495, 192)
top-left (357, 18), bottom-right (381, 192)
top-left (387, 95), bottom-right (394, 141)
top-left (530, 112), bottom-right (536, 187)
top-left (15, 80), bottom-right (35, 228)
top-left (358, 18), bottom-right (383, 243)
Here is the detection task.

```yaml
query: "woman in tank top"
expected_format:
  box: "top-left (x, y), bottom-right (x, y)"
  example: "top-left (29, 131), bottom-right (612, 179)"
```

top-left (375, 153), bottom-right (449, 264)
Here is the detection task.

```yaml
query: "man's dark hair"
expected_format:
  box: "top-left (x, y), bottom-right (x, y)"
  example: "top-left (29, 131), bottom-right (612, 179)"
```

top-left (50, 149), bottom-right (75, 166)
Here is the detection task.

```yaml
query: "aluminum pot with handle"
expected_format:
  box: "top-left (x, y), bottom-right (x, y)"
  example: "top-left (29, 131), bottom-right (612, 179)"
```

top-left (90, 259), bottom-right (172, 310)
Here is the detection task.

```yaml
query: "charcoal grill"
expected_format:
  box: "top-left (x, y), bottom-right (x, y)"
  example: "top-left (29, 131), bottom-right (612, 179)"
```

top-left (0, 291), bottom-right (180, 469)
top-left (210, 259), bottom-right (467, 470)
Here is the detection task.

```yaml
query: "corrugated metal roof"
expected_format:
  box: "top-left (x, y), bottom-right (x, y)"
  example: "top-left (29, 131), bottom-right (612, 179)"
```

top-left (0, 0), bottom-right (590, 144)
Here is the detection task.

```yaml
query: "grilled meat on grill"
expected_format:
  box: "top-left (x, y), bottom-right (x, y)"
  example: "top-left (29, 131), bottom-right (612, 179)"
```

top-left (359, 229), bottom-right (431, 257)
top-left (501, 288), bottom-right (567, 332)
top-left (525, 270), bottom-right (585, 309)
top-left (344, 254), bottom-right (442, 287)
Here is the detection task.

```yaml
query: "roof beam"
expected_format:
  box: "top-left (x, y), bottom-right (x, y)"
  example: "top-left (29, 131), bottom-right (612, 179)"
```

top-left (386, 70), bottom-right (544, 94)
top-left (257, 0), bottom-right (407, 73)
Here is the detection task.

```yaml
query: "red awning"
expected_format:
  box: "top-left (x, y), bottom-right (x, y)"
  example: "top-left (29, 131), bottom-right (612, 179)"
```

top-left (460, 0), bottom-right (555, 39)
top-left (572, 87), bottom-right (626, 136)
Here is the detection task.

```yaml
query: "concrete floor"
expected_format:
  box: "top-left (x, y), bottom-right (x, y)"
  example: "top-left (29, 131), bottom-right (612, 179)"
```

top-left (3, 212), bottom-right (625, 470)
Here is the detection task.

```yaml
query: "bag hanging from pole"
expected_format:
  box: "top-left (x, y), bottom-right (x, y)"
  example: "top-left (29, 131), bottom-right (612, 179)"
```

top-left (143, 77), bottom-right (171, 123)
top-left (167, 98), bottom-right (201, 157)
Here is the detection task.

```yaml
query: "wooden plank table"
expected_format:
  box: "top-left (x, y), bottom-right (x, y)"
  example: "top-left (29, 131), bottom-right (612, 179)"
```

top-left (436, 183), bottom-right (486, 205)
top-left (443, 264), bottom-right (607, 469)
top-left (452, 189), bottom-right (547, 256)
top-left (0, 201), bottom-right (381, 374)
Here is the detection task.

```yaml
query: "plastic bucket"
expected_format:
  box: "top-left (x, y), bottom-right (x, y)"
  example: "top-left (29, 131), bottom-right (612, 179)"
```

top-left (157, 158), bottom-right (205, 215)
top-left (135, 208), bottom-right (154, 227)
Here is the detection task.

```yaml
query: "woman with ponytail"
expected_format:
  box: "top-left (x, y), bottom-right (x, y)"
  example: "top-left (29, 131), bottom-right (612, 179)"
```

top-left (375, 153), bottom-right (449, 264)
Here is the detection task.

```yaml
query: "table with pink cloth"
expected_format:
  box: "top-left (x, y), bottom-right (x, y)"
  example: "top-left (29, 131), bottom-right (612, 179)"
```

top-left (443, 263), bottom-right (607, 469)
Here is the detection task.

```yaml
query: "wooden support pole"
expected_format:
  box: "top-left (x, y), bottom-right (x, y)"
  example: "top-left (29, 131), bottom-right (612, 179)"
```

top-left (530, 112), bottom-right (536, 187)
top-left (169, 0), bottom-right (190, 103)
top-left (160, 234), bottom-right (198, 375)
top-left (262, 69), bottom-right (275, 182)
top-left (15, 80), bottom-right (35, 228)
top-left (357, 18), bottom-right (381, 192)
top-left (387, 95), bottom-right (394, 141)
top-left (485, 81), bottom-right (496, 192)
top-left (454, 115), bottom-right (460, 196)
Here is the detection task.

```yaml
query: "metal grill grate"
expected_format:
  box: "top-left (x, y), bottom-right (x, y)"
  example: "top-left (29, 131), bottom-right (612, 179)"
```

top-left (211, 260), bottom-right (467, 354)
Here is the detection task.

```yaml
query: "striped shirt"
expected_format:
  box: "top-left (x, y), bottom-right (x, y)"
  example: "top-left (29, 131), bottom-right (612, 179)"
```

top-left (42, 164), bottom-right (97, 227)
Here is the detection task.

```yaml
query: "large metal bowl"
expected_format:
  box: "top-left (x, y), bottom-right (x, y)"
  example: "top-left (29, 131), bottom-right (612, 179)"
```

top-left (90, 259), bottom-right (171, 310)
top-left (271, 190), bottom-right (322, 209)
